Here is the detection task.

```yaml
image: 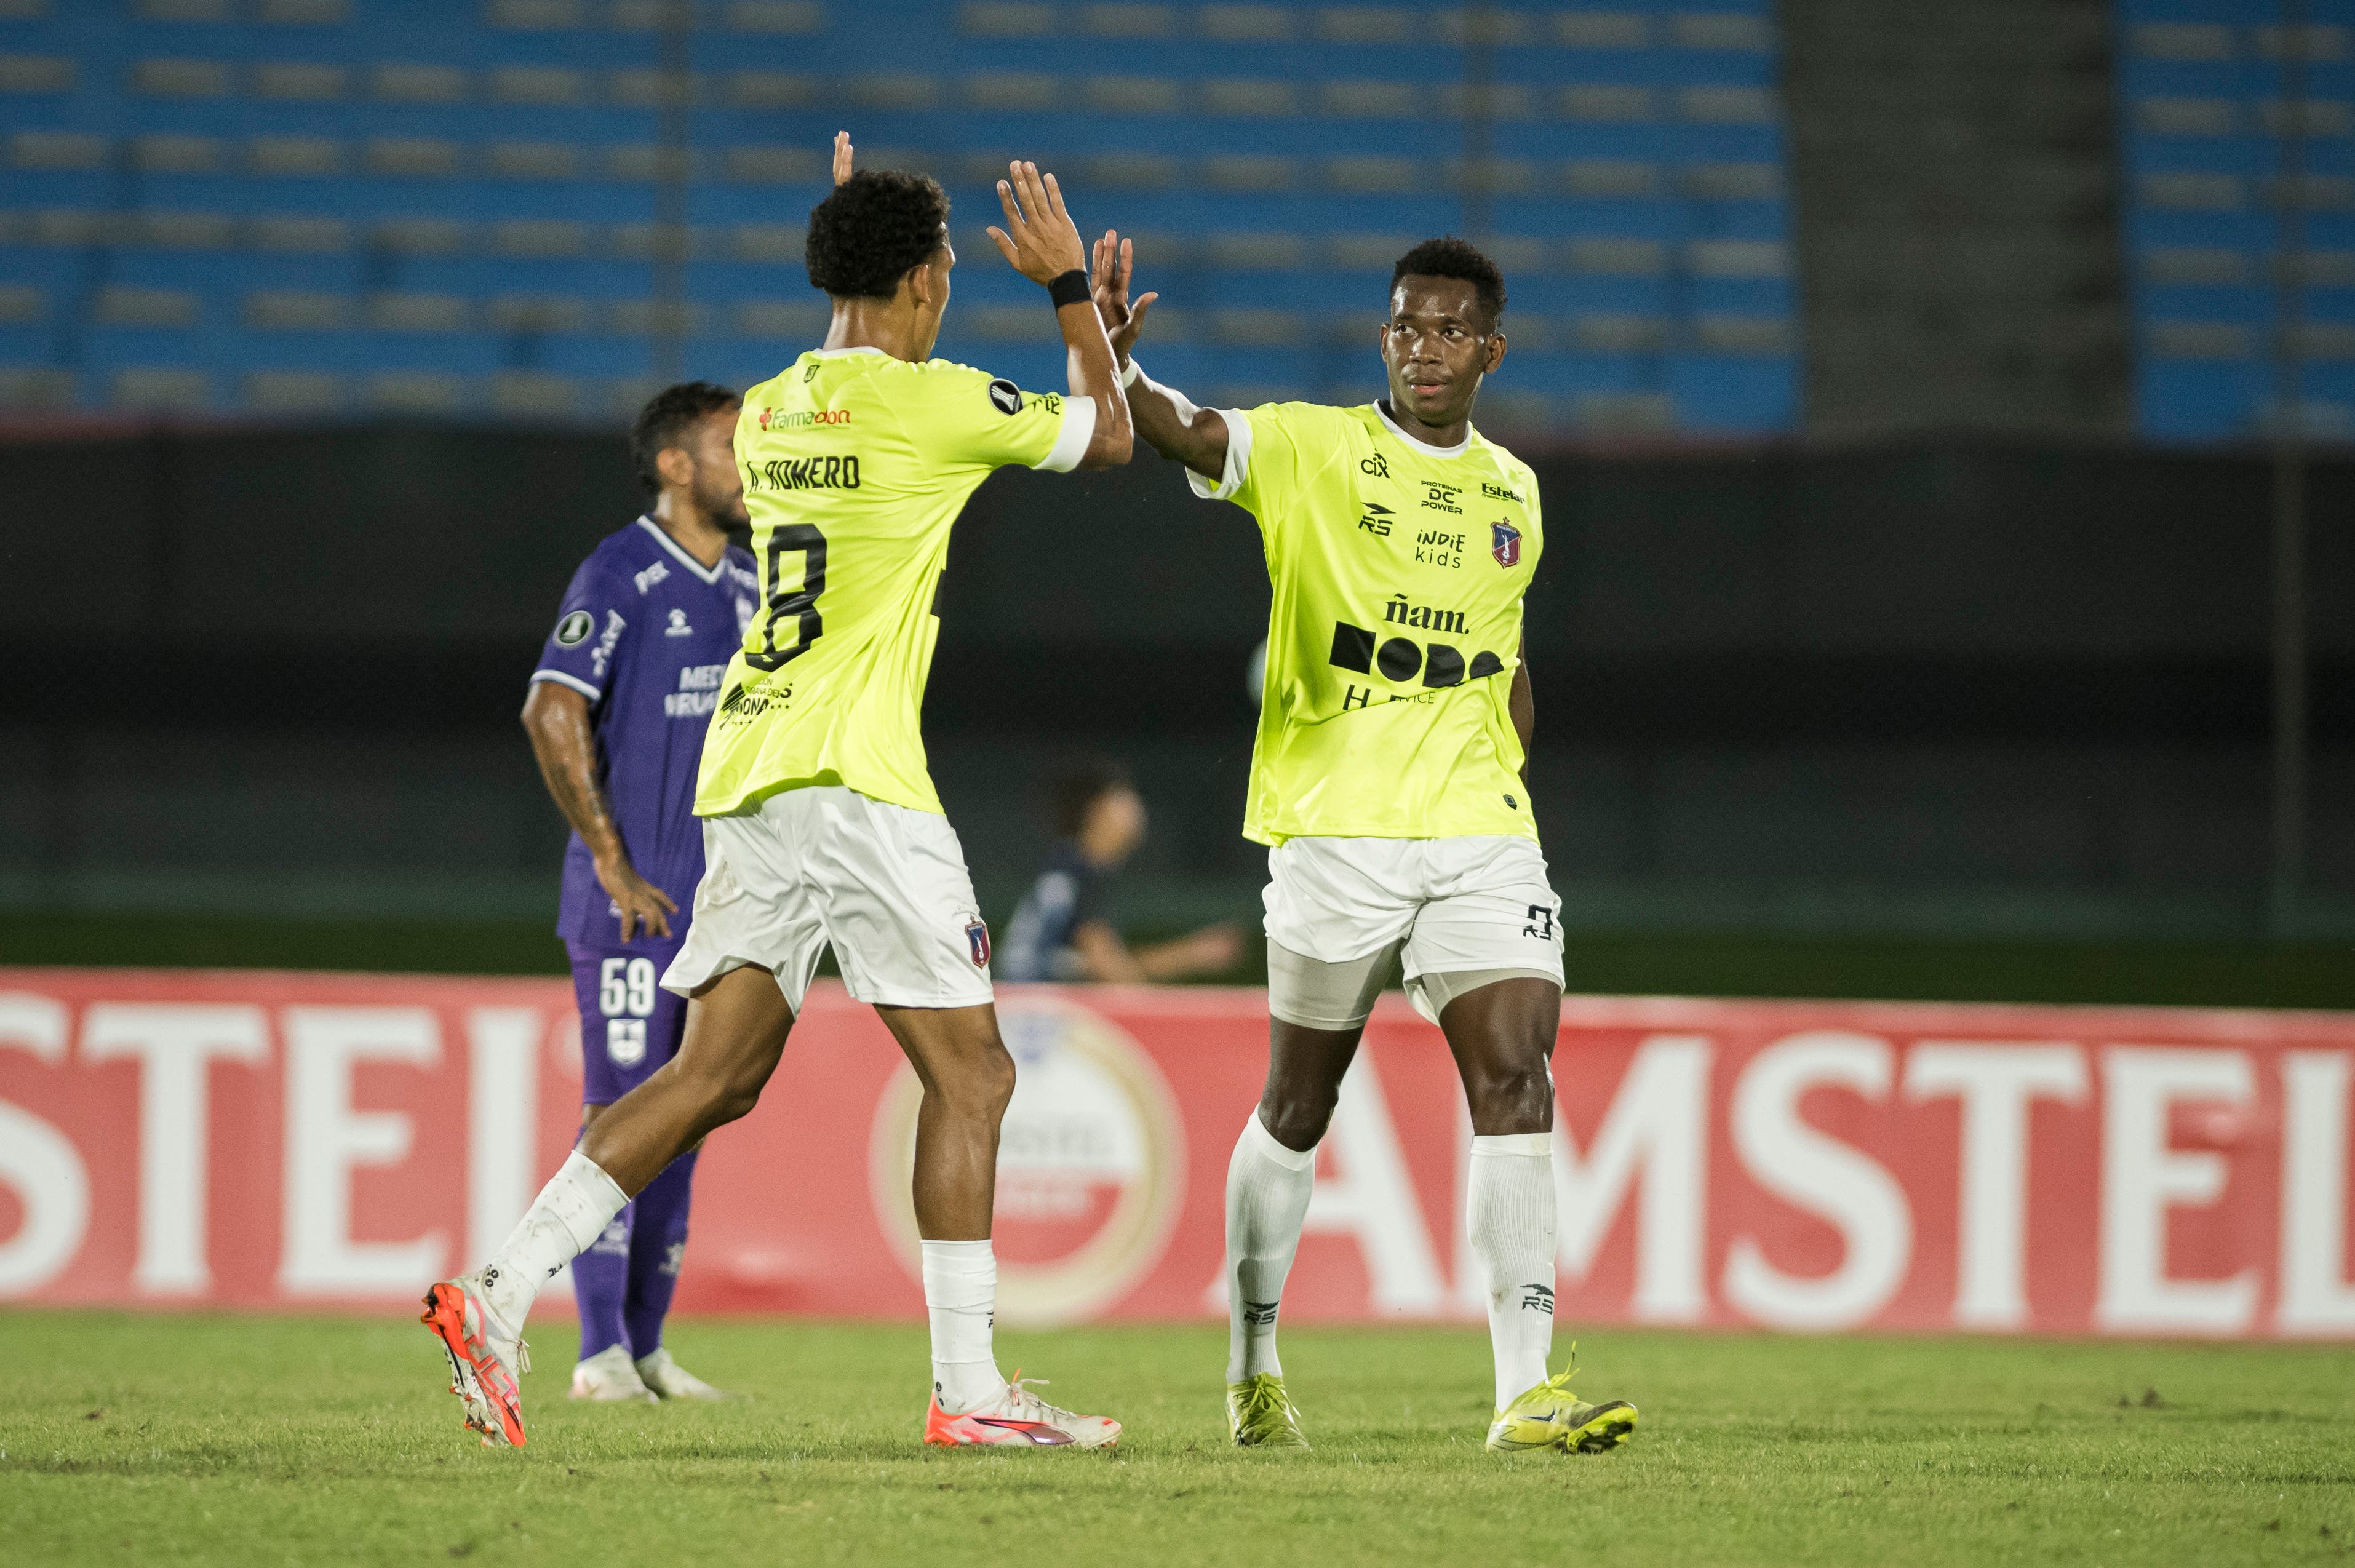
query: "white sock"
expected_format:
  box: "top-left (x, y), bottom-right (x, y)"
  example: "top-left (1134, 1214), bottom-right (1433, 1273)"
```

top-left (922, 1238), bottom-right (1004, 1412)
top-left (1468, 1132), bottom-right (1558, 1411)
top-left (1224, 1112), bottom-right (1317, 1384)
top-left (482, 1150), bottom-right (629, 1329)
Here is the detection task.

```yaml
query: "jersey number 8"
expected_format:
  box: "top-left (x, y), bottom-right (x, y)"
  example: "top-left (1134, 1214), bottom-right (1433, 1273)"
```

top-left (746, 523), bottom-right (827, 671)
top-left (599, 957), bottom-right (657, 1018)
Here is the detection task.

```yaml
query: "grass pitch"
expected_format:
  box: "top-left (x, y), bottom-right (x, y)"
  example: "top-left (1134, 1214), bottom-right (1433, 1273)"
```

top-left (2, 1313), bottom-right (2349, 1567)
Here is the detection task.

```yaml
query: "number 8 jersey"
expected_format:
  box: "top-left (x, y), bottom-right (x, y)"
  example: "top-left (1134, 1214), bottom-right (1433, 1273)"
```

top-left (696, 346), bottom-right (1095, 819)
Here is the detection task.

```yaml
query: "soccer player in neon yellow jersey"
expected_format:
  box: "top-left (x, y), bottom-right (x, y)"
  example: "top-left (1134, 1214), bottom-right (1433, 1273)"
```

top-left (422, 138), bottom-right (1136, 1452)
top-left (1093, 233), bottom-right (1638, 1455)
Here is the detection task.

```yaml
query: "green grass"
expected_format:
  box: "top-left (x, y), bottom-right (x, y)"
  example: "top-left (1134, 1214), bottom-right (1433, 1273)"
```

top-left (2, 1313), bottom-right (2349, 1566)
top-left (9, 907), bottom-right (2355, 1010)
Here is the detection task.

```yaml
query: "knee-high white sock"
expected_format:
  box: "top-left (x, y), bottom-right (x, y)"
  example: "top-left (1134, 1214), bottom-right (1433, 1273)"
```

top-left (922, 1239), bottom-right (1005, 1412)
top-left (1225, 1113), bottom-right (1317, 1383)
top-left (483, 1150), bottom-right (629, 1329)
top-left (1468, 1132), bottom-right (1558, 1411)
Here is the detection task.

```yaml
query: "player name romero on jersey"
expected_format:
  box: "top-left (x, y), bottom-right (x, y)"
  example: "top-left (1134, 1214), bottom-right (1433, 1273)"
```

top-left (694, 346), bottom-right (1096, 819)
top-left (1190, 399), bottom-right (1542, 845)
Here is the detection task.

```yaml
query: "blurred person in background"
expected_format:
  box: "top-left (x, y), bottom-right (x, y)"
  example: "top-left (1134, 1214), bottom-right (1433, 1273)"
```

top-left (515, 380), bottom-right (757, 1407)
top-left (998, 760), bottom-right (1246, 983)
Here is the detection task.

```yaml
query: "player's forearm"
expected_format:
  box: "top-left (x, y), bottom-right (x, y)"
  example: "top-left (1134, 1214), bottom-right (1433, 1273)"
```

top-left (1125, 364), bottom-right (1229, 480)
top-left (521, 688), bottom-right (627, 864)
top-left (1133, 937), bottom-right (1210, 981)
top-left (1073, 923), bottom-right (1147, 983)
top-left (1057, 301), bottom-right (1133, 468)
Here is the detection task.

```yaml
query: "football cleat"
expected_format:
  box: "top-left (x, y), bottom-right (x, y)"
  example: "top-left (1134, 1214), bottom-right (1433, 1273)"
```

top-left (1227, 1373), bottom-right (1310, 1449)
top-left (1486, 1364), bottom-right (1639, 1455)
top-left (420, 1272), bottom-right (531, 1448)
top-left (923, 1372), bottom-right (1120, 1449)
top-left (635, 1345), bottom-right (732, 1402)
top-left (570, 1344), bottom-right (658, 1403)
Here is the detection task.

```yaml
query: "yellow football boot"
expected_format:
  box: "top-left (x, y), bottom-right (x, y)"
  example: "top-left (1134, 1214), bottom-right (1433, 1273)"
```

top-left (1227, 1372), bottom-right (1310, 1449)
top-left (1484, 1364), bottom-right (1639, 1454)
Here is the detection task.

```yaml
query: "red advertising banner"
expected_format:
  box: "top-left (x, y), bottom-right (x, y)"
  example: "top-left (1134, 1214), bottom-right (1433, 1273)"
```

top-left (2, 968), bottom-right (2351, 1339)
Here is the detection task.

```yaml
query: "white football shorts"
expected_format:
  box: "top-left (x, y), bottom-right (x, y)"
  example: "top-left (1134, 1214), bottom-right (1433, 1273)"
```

top-left (1262, 834), bottom-right (1565, 1026)
top-left (661, 785), bottom-right (995, 1014)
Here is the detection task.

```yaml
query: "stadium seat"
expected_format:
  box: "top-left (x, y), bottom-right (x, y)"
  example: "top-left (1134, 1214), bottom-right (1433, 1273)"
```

top-left (0, 0), bottom-right (1796, 431)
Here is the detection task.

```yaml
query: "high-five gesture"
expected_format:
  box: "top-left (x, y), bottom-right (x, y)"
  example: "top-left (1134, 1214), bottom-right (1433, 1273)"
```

top-left (1090, 230), bottom-right (1158, 365)
top-left (832, 129), bottom-right (853, 186)
top-left (987, 161), bottom-right (1088, 286)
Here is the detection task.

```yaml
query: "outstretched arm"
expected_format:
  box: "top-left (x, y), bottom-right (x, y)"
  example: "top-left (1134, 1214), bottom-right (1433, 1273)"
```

top-left (1090, 232), bottom-right (1229, 482)
top-left (989, 162), bottom-right (1132, 469)
top-left (1072, 919), bottom-right (1246, 982)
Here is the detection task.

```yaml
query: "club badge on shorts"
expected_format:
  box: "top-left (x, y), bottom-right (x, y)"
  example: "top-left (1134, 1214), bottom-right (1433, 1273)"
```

top-left (1491, 520), bottom-right (1522, 568)
top-left (965, 917), bottom-right (992, 968)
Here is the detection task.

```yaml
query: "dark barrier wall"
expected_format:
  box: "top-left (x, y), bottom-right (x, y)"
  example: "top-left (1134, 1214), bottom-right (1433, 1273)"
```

top-left (3, 424), bottom-right (2351, 746)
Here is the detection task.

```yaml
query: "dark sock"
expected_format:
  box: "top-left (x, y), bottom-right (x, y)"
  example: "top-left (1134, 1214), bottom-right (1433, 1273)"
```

top-left (573, 1202), bottom-right (634, 1361)
top-left (624, 1150), bottom-right (698, 1358)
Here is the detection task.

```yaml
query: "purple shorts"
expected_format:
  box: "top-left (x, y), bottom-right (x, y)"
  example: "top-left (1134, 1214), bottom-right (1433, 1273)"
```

top-left (567, 935), bottom-right (690, 1106)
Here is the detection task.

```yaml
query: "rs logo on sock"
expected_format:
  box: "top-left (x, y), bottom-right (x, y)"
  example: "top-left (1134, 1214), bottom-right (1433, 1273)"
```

top-left (1520, 1284), bottom-right (1555, 1315)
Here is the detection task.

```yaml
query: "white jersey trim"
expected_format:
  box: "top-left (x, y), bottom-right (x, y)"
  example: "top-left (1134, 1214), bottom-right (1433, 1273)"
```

top-left (529, 669), bottom-right (602, 701)
top-left (1372, 399), bottom-right (1472, 458)
top-left (634, 516), bottom-right (725, 584)
top-left (1033, 392), bottom-right (1097, 473)
top-left (808, 345), bottom-right (887, 359)
top-left (1184, 407), bottom-right (1253, 500)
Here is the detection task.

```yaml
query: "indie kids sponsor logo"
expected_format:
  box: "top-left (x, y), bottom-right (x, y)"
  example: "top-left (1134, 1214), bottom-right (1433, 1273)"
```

top-left (869, 994), bottom-right (1184, 1326)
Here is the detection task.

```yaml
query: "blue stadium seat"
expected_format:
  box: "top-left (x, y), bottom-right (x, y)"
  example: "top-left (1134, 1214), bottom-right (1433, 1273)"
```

top-left (2119, 0), bottom-right (2355, 439)
top-left (0, 0), bottom-right (1795, 434)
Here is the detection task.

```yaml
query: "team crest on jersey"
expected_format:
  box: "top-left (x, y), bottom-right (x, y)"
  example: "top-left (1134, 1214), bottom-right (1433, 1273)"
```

top-left (554, 610), bottom-right (593, 647)
top-left (987, 378), bottom-right (1022, 417)
top-left (1491, 520), bottom-right (1522, 568)
top-left (965, 918), bottom-right (992, 968)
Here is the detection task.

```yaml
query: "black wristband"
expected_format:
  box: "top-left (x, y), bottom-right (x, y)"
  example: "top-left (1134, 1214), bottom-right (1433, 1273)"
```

top-left (1046, 268), bottom-right (1091, 309)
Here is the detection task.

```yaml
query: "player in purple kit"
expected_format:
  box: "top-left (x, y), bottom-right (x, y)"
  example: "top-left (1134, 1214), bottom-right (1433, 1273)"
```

top-left (519, 381), bottom-right (759, 1404)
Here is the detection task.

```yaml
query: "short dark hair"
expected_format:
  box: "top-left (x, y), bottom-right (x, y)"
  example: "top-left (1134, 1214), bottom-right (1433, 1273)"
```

top-left (630, 381), bottom-right (738, 495)
top-left (806, 169), bottom-right (951, 301)
top-left (1390, 236), bottom-right (1508, 330)
top-left (1051, 758), bottom-right (1131, 840)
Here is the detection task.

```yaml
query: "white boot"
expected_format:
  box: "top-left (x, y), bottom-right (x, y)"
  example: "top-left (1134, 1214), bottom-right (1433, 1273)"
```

top-left (570, 1344), bottom-right (657, 1403)
top-left (636, 1345), bottom-right (731, 1402)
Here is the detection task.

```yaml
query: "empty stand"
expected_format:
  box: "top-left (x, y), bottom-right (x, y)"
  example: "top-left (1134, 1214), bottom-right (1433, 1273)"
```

top-left (0, 0), bottom-right (1798, 434)
top-left (2121, 1), bottom-right (2355, 439)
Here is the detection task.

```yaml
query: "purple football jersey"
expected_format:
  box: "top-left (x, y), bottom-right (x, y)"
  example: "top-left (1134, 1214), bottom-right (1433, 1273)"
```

top-left (532, 517), bottom-right (760, 949)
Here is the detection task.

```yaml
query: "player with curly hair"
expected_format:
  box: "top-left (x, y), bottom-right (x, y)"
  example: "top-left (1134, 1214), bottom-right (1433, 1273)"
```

top-left (424, 133), bottom-right (1134, 1452)
top-left (1093, 232), bottom-right (1639, 1457)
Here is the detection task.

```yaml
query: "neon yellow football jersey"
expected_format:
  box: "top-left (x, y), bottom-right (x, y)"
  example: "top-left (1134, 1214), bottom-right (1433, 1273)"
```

top-left (696, 346), bottom-right (1093, 818)
top-left (1192, 400), bottom-right (1542, 844)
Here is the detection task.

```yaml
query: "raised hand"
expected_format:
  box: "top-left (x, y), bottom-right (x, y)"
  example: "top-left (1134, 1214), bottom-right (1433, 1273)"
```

top-left (1090, 229), bottom-right (1159, 364)
top-left (986, 161), bottom-right (1088, 287)
top-left (831, 129), bottom-right (852, 186)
